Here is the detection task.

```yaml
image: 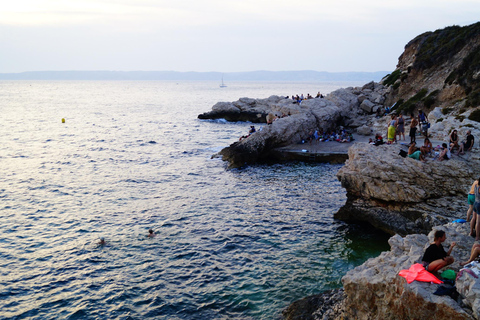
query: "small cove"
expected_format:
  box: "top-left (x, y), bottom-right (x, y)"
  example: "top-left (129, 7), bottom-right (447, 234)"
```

top-left (0, 80), bottom-right (390, 319)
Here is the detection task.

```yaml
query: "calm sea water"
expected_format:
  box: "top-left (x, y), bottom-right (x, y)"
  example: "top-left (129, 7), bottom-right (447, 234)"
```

top-left (0, 81), bottom-right (389, 319)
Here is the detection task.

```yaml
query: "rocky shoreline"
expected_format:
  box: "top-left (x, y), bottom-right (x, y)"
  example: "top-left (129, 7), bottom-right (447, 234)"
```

top-left (199, 22), bottom-right (480, 320)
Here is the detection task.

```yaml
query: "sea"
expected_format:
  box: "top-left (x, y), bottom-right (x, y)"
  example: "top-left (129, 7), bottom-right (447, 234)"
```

top-left (0, 80), bottom-right (390, 320)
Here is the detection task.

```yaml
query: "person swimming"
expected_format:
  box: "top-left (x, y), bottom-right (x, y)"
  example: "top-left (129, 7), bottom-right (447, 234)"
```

top-left (148, 229), bottom-right (156, 238)
top-left (98, 237), bottom-right (106, 245)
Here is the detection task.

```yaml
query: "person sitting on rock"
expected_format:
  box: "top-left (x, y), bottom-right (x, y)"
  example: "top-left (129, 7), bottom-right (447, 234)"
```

top-left (408, 142), bottom-right (425, 162)
top-left (373, 133), bottom-right (384, 146)
top-left (437, 143), bottom-right (451, 161)
top-left (266, 113), bottom-right (276, 125)
top-left (239, 126), bottom-right (256, 141)
top-left (460, 243), bottom-right (480, 266)
top-left (421, 230), bottom-right (456, 274)
top-left (449, 129), bottom-right (460, 151)
top-left (420, 138), bottom-right (433, 157)
top-left (458, 130), bottom-right (475, 155)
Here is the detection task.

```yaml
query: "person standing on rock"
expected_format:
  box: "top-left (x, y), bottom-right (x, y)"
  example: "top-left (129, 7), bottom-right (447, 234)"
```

top-left (470, 177), bottom-right (480, 240)
top-left (387, 114), bottom-right (397, 144)
top-left (409, 112), bottom-right (418, 144)
top-left (418, 110), bottom-right (426, 133)
top-left (467, 179), bottom-right (479, 223)
top-left (396, 113), bottom-right (405, 141)
top-left (421, 230), bottom-right (456, 274)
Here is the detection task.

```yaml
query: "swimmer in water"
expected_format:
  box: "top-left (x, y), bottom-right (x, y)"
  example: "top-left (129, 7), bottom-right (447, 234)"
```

top-left (147, 229), bottom-right (156, 238)
top-left (98, 237), bottom-right (106, 245)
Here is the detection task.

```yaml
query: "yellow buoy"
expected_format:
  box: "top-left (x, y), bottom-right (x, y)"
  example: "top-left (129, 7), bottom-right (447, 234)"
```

top-left (62, 118), bottom-right (65, 123)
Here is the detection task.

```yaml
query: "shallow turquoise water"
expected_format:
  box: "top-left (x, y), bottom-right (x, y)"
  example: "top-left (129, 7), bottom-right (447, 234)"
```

top-left (0, 80), bottom-right (390, 319)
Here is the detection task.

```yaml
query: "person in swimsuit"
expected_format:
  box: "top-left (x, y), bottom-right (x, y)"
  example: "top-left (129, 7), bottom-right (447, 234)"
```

top-left (396, 113), bottom-right (405, 141)
top-left (467, 179), bottom-right (479, 222)
top-left (408, 142), bottom-right (425, 162)
top-left (461, 242), bottom-right (480, 266)
top-left (470, 177), bottom-right (480, 240)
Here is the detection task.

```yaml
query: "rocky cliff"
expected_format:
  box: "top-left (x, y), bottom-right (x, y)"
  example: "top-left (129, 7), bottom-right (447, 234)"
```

top-left (383, 22), bottom-right (480, 116)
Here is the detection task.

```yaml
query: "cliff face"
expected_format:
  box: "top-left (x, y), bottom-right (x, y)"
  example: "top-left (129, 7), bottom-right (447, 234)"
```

top-left (384, 22), bottom-right (480, 114)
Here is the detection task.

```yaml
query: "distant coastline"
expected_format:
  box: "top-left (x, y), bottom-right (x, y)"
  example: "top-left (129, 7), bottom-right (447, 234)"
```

top-left (0, 70), bottom-right (388, 82)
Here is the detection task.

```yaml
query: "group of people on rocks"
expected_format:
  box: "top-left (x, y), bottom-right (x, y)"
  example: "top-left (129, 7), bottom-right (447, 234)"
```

top-left (239, 125), bottom-right (258, 141)
top-left (422, 176), bottom-right (480, 275)
top-left (387, 110), bottom-right (430, 144)
top-left (385, 111), bottom-right (432, 145)
top-left (288, 92), bottom-right (324, 104)
top-left (381, 109), bottom-right (475, 162)
top-left (405, 129), bottom-right (475, 162)
top-left (306, 128), bottom-right (354, 144)
top-left (266, 112), bottom-right (291, 125)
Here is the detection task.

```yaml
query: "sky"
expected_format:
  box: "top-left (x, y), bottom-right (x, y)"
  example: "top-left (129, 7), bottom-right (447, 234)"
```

top-left (0, 0), bottom-right (479, 73)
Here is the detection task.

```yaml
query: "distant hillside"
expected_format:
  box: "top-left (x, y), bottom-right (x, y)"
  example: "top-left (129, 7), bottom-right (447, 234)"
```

top-left (0, 70), bottom-right (388, 82)
top-left (382, 21), bottom-right (480, 116)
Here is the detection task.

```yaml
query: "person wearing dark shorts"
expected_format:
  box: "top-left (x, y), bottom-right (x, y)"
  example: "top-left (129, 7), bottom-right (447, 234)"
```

top-left (458, 130), bottom-right (474, 155)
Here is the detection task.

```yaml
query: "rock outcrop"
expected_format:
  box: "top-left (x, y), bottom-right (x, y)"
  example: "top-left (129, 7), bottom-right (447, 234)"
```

top-left (336, 142), bottom-right (480, 235)
top-left (283, 223), bottom-right (480, 319)
top-left (198, 96), bottom-right (283, 122)
top-left (341, 223), bottom-right (478, 319)
top-left (204, 84), bottom-right (388, 168)
top-left (217, 98), bottom-right (342, 167)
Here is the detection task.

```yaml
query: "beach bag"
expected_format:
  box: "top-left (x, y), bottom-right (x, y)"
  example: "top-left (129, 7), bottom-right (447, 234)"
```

top-left (441, 269), bottom-right (456, 281)
top-left (399, 149), bottom-right (407, 158)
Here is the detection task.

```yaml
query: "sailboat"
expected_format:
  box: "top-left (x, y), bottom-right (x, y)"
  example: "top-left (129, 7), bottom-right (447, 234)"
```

top-left (219, 75), bottom-right (227, 88)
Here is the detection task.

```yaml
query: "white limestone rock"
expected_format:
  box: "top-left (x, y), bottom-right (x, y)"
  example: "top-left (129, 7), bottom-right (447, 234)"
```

top-left (342, 223), bottom-right (477, 319)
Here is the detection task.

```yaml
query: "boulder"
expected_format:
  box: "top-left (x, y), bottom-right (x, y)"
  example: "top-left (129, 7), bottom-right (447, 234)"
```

top-left (336, 143), bottom-right (476, 235)
top-left (342, 223), bottom-right (476, 319)
top-left (357, 125), bottom-right (372, 136)
top-left (360, 99), bottom-right (375, 113)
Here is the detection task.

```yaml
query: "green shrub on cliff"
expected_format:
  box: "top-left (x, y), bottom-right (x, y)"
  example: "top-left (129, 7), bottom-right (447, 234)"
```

top-left (442, 107), bottom-right (454, 115)
top-left (468, 108), bottom-right (480, 122)
top-left (382, 69), bottom-right (401, 87)
top-left (424, 90), bottom-right (439, 109)
top-left (413, 23), bottom-right (480, 70)
top-left (395, 88), bottom-right (430, 114)
top-left (446, 46), bottom-right (480, 108)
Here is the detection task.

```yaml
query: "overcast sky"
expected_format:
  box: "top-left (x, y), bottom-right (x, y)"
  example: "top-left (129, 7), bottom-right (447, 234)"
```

top-left (1, 0), bottom-right (479, 73)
